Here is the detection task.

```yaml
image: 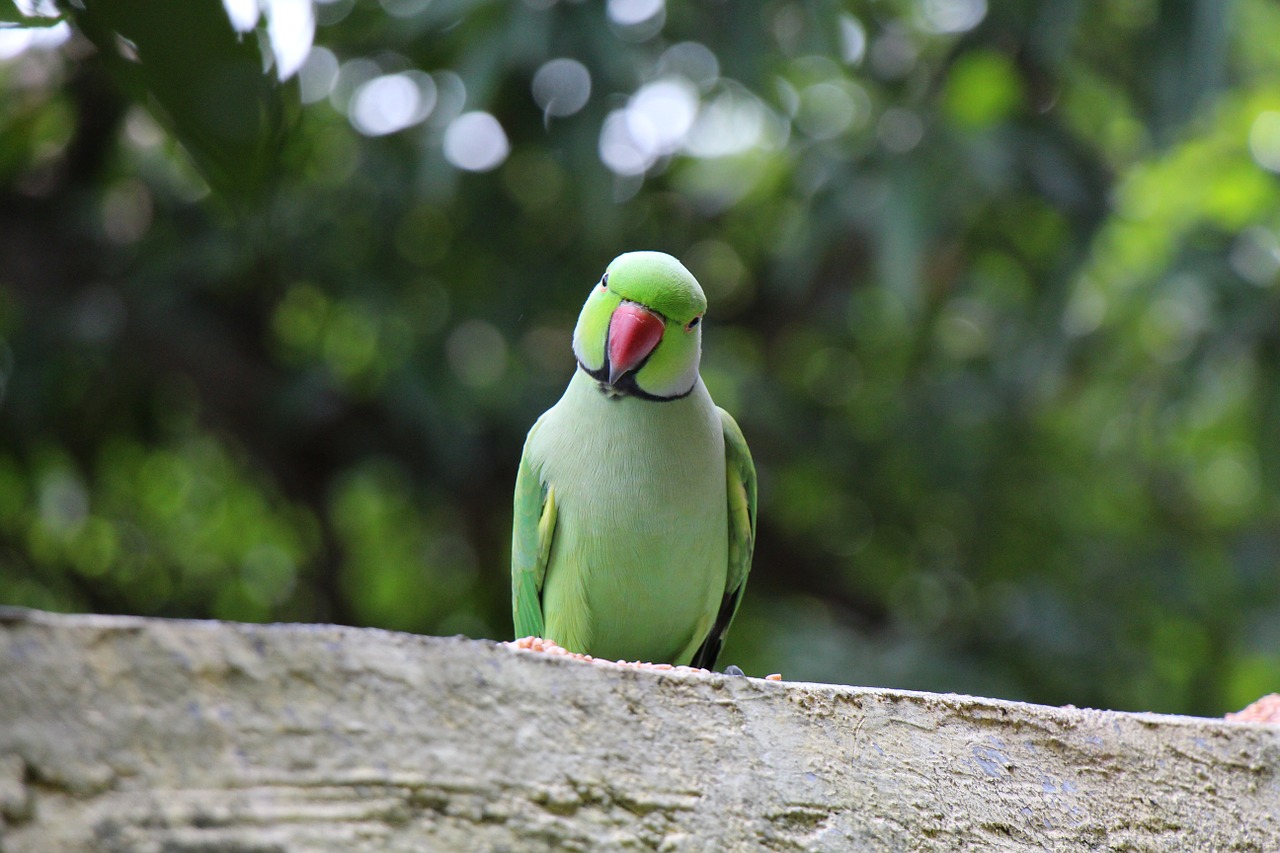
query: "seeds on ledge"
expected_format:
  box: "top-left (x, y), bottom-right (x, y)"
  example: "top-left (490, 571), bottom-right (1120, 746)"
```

top-left (506, 637), bottom-right (712, 674)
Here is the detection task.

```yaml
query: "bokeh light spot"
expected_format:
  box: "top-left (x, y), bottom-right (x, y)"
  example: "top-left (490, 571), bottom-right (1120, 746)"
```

top-left (838, 14), bottom-right (867, 65)
top-left (658, 41), bottom-right (719, 88)
top-left (1229, 226), bottom-right (1280, 287)
top-left (869, 27), bottom-right (918, 79)
top-left (323, 304), bottom-right (381, 381)
top-left (272, 282), bottom-right (328, 361)
top-left (599, 109), bottom-right (650, 176)
top-left (443, 112), bottom-right (510, 172)
top-left (1196, 445), bottom-right (1261, 514)
top-left (918, 0), bottom-right (987, 34)
top-left (1062, 278), bottom-right (1108, 337)
top-left (935, 299), bottom-right (992, 360)
top-left (427, 71), bottom-right (468, 128)
top-left (298, 46), bottom-right (339, 104)
top-left (1248, 111), bottom-right (1280, 174)
top-left (38, 469), bottom-right (88, 535)
top-left (627, 77), bottom-right (699, 152)
top-left (329, 57), bottom-right (382, 111)
top-left (350, 71), bottom-right (436, 137)
top-left (684, 88), bottom-right (767, 157)
top-left (1138, 283), bottom-right (1208, 364)
top-left (240, 542), bottom-right (297, 607)
top-left (599, 76), bottom-right (700, 175)
top-left (795, 80), bottom-right (868, 140)
top-left (877, 107), bottom-right (924, 152)
top-left (531, 58), bottom-right (592, 118)
top-left (943, 49), bottom-right (1020, 129)
top-left (607, 0), bottom-right (663, 27)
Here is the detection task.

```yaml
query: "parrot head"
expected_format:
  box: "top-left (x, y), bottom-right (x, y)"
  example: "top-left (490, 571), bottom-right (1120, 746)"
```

top-left (572, 251), bottom-right (707, 400)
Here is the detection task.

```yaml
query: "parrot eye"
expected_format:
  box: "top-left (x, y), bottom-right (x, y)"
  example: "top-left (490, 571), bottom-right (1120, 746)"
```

top-left (599, 273), bottom-right (609, 290)
top-left (685, 315), bottom-right (702, 331)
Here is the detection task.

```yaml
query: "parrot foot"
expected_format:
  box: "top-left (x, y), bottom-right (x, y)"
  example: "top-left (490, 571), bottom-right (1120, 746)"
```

top-left (723, 664), bottom-right (745, 676)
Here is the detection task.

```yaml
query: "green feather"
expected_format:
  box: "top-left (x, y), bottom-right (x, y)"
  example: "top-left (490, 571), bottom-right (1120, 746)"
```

top-left (511, 251), bottom-right (756, 669)
top-left (605, 251), bottom-right (707, 323)
top-left (689, 407), bottom-right (757, 669)
top-left (511, 416), bottom-right (555, 639)
top-left (570, 282), bottom-right (619, 372)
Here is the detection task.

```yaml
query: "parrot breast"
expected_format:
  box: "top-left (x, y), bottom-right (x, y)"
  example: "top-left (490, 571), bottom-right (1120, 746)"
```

top-left (529, 368), bottom-right (728, 665)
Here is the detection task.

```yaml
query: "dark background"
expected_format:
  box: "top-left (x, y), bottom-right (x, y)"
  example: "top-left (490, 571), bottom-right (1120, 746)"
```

top-left (3, 0), bottom-right (1279, 716)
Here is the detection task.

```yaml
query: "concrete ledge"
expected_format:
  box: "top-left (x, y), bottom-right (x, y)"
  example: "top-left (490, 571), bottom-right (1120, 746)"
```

top-left (0, 608), bottom-right (1277, 851)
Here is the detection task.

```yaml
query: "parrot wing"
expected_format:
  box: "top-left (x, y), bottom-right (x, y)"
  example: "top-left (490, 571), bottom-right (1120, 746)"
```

top-left (511, 417), bottom-right (557, 639)
top-left (689, 407), bottom-right (757, 670)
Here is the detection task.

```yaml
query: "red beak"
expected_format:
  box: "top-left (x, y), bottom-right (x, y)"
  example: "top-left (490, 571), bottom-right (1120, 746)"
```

top-left (607, 302), bottom-right (665, 385)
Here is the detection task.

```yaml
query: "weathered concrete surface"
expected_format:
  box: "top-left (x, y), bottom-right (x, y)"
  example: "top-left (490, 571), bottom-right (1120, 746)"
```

top-left (0, 608), bottom-right (1277, 852)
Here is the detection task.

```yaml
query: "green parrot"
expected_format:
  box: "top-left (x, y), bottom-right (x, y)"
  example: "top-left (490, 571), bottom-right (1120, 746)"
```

top-left (512, 251), bottom-right (757, 670)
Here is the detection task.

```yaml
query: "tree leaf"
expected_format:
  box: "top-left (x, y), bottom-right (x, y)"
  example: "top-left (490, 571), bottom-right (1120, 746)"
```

top-left (59, 0), bottom-right (299, 207)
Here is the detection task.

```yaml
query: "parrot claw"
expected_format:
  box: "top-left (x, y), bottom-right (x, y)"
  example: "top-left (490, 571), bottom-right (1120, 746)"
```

top-left (723, 664), bottom-right (745, 677)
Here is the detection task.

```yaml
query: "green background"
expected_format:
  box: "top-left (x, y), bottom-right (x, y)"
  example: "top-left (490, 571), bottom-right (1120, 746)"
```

top-left (3, 0), bottom-right (1280, 716)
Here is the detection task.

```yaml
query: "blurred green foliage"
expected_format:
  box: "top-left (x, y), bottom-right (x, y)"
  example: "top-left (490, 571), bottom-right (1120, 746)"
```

top-left (3, 0), bottom-right (1280, 715)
